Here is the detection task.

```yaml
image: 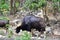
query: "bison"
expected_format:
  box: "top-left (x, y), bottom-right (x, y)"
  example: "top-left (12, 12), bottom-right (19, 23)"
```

top-left (0, 20), bottom-right (9, 28)
top-left (16, 15), bottom-right (46, 33)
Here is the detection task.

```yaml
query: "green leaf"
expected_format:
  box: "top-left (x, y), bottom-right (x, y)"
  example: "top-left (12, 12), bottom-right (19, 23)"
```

top-left (15, 31), bottom-right (31, 40)
top-left (23, 0), bottom-right (46, 10)
top-left (16, 2), bottom-right (19, 7)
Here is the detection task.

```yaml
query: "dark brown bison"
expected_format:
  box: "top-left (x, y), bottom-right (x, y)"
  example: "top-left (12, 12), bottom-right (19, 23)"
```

top-left (16, 15), bottom-right (46, 33)
top-left (0, 20), bottom-right (9, 28)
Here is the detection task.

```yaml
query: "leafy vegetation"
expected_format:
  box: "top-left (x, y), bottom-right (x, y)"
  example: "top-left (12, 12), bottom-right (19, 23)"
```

top-left (52, 0), bottom-right (58, 9)
top-left (24, 0), bottom-right (46, 10)
top-left (0, 16), bottom-right (9, 20)
top-left (0, 0), bottom-right (10, 15)
top-left (7, 27), bottom-right (13, 38)
top-left (15, 31), bottom-right (31, 40)
top-left (0, 0), bottom-right (60, 40)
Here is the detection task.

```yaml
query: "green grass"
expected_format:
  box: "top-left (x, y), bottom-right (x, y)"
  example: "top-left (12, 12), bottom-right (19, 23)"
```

top-left (15, 31), bottom-right (32, 40)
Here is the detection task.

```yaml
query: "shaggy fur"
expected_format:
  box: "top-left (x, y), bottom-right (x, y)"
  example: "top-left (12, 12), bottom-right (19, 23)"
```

top-left (0, 20), bottom-right (9, 27)
top-left (16, 15), bottom-right (46, 33)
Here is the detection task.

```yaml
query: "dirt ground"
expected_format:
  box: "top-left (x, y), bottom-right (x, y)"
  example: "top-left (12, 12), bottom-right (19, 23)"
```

top-left (0, 11), bottom-right (60, 40)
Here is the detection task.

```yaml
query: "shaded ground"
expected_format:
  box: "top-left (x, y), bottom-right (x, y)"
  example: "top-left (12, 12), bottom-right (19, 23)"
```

top-left (0, 35), bottom-right (60, 40)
